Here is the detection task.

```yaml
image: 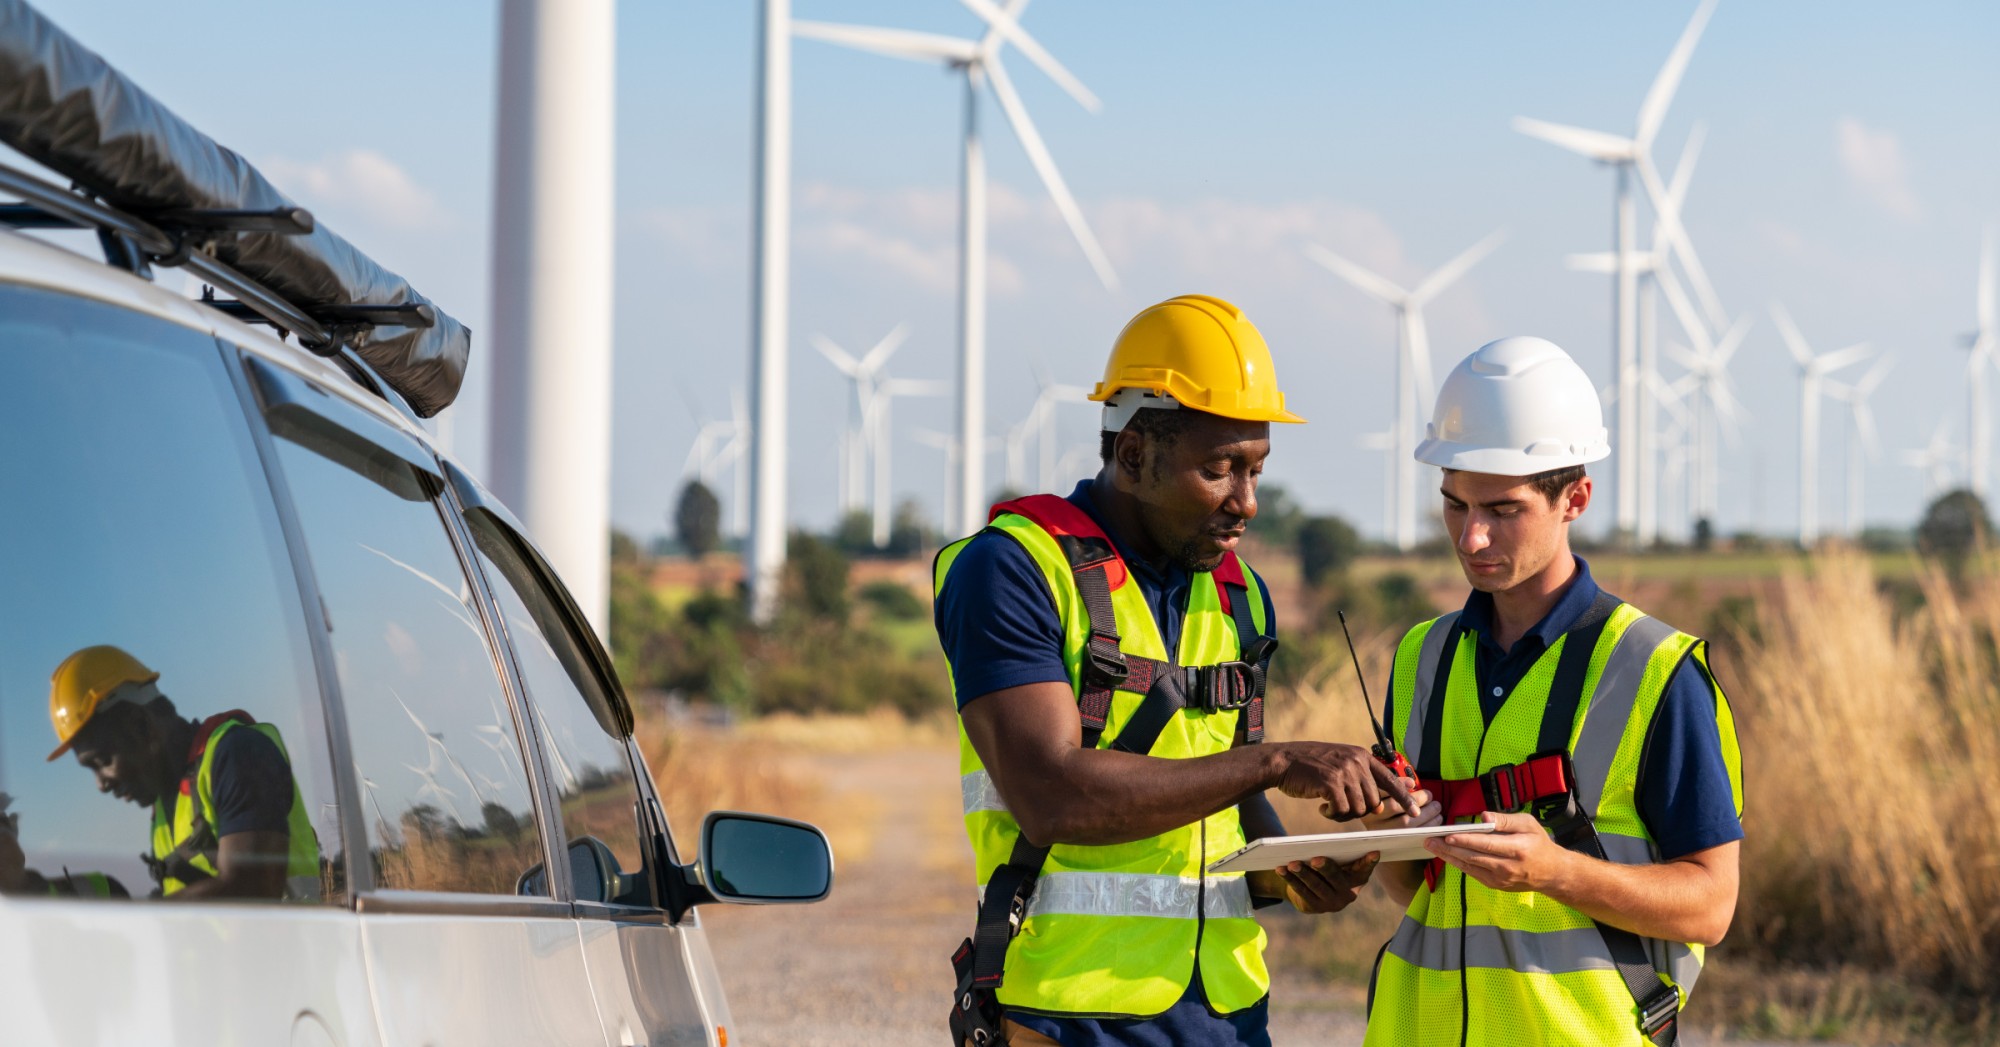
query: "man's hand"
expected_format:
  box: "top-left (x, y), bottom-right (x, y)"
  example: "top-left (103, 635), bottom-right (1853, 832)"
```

top-left (1424, 812), bottom-right (1575, 893)
top-left (1275, 743), bottom-right (1414, 822)
top-left (1358, 785), bottom-right (1440, 835)
top-left (1255, 853), bottom-right (1379, 914)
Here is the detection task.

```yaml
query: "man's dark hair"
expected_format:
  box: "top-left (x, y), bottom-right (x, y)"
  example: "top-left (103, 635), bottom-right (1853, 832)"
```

top-left (1099, 407), bottom-right (1202, 467)
top-left (1441, 465), bottom-right (1587, 505)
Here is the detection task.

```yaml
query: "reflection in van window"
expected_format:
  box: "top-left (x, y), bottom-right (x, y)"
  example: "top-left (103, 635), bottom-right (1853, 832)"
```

top-left (269, 398), bottom-right (546, 896)
top-left (0, 288), bottom-right (339, 903)
top-left (467, 513), bottom-right (651, 905)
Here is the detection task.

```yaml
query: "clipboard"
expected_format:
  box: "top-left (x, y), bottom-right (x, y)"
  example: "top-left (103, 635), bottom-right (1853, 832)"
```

top-left (1206, 822), bottom-right (1496, 874)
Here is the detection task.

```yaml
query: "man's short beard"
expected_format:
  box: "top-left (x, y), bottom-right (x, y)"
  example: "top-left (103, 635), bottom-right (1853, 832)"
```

top-left (1166, 533), bottom-right (1225, 573)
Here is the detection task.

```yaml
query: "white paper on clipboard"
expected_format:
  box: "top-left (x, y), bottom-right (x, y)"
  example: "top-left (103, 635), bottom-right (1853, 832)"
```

top-left (1206, 823), bottom-right (1497, 874)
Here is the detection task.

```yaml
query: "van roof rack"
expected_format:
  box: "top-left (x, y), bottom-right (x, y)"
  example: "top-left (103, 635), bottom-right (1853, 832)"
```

top-left (0, 0), bottom-right (471, 417)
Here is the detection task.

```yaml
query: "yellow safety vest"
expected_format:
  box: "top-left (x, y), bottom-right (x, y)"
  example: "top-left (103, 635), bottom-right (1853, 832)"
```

top-left (150, 716), bottom-right (323, 899)
top-left (1364, 602), bottom-right (1743, 1046)
top-left (934, 498), bottom-right (1274, 1018)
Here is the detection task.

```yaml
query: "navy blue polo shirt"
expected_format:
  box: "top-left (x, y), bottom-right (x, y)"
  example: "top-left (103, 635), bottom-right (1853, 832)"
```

top-left (934, 479), bottom-right (1278, 1047)
top-left (1381, 557), bottom-right (1742, 861)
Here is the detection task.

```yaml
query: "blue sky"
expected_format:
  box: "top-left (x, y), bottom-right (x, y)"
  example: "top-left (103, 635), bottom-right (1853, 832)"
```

top-left (29, 0), bottom-right (2000, 542)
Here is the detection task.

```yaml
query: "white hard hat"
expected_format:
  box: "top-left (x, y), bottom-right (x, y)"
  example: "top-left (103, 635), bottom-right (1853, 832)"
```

top-left (1414, 336), bottom-right (1610, 475)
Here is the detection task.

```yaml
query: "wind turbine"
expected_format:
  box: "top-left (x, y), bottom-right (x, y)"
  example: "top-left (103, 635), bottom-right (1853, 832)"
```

top-left (746, 0), bottom-right (792, 622)
top-left (1515, 0), bottom-right (1725, 541)
top-left (1826, 356), bottom-right (1895, 538)
top-left (1902, 421), bottom-right (1960, 500)
top-left (1773, 303), bottom-right (1871, 547)
top-left (813, 324), bottom-right (911, 512)
top-left (1664, 315), bottom-right (1751, 526)
top-left (1005, 363), bottom-right (1092, 492)
top-left (795, 0), bottom-right (1118, 537)
top-left (1306, 229), bottom-right (1505, 552)
top-left (869, 375), bottom-right (951, 547)
top-left (1962, 228), bottom-right (1996, 497)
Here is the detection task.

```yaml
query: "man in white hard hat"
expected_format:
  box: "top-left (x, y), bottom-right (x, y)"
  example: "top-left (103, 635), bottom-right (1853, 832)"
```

top-left (1358, 337), bottom-right (1744, 1046)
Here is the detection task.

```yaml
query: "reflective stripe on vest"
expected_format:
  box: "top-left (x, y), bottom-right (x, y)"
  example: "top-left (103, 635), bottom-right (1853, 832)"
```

top-left (937, 507), bottom-right (1273, 1019)
top-left (150, 718), bottom-right (323, 899)
top-left (1366, 605), bottom-right (1743, 1047)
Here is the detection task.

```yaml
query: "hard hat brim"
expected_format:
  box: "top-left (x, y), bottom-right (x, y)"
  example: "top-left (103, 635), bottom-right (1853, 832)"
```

top-left (1414, 437), bottom-right (1610, 475)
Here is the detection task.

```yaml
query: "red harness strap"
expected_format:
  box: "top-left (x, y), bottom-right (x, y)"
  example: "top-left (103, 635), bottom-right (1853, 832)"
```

top-left (1418, 752), bottom-right (1574, 889)
top-left (179, 710), bottom-right (255, 797)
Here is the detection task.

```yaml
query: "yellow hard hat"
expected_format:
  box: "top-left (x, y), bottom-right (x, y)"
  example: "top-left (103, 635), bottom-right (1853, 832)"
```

top-left (1091, 294), bottom-right (1305, 425)
top-left (47, 645), bottom-right (159, 761)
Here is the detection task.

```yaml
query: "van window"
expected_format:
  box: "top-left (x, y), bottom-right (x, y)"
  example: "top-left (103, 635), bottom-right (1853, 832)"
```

top-left (465, 512), bottom-right (652, 906)
top-left (264, 379), bottom-right (546, 896)
top-left (0, 286), bottom-right (341, 904)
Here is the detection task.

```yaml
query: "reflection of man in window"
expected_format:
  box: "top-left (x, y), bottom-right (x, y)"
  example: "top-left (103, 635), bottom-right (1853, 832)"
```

top-left (31, 645), bottom-right (322, 900)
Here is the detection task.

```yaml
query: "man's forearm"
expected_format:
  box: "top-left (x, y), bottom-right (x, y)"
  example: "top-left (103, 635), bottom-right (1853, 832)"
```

top-left (1541, 845), bottom-right (1736, 946)
top-left (1002, 744), bottom-right (1288, 847)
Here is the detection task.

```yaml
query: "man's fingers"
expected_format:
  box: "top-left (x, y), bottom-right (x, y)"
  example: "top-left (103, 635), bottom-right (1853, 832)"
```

top-left (1372, 760), bottom-right (1414, 812)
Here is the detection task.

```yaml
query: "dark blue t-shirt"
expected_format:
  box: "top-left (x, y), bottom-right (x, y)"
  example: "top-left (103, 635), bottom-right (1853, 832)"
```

top-left (934, 480), bottom-right (1277, 1046)
top-left (207, 723), bottom-right (296, 838)
top-left (1380, 557), bottom-right (1742, 861)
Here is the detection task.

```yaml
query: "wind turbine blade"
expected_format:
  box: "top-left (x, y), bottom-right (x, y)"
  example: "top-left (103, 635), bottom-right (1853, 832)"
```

top-left (1856, 355), bottom-right (1895, 397)
top-left (1856, 403), bottom-right (1882, 458)
top-left (811, 333), bottom-right (862, 374)
top-left (1411, 229), bottom-right (1506, 304)
top-left (959, 0), bottom-right (1100, 112)
top-left (1769, 302), bottom-right (1815, 368)
top-left (883, 378), bottom-right (952, 398)
top-left (1566, 252), bottom-right (1619, 274)
top-left (1512, 116), bottom-right (1635, 162)
top-left (1664, 342), bottom-right (1704, 372)
top-left (1714, 313), bottom-right (1753, 366)
top-left (1664, 120), bottom-right (1707, 213)
top-left (982, 57), bottom-right (1119, 290)
top-left (1635, 0), bottom-right (1719, 149)
top-left (1303, 244), bottom-right (1409, 305)
top-left (1654, 263), bottom-right (1714, 357)
top-left (1637, 153), bottom-right (1729, 332)
top-left (1818, 342), bottom-right (1874, 375)
top-left (791, 20), bottom-right (979, 64)
top-left (859, 323), bottom-right (911, 373)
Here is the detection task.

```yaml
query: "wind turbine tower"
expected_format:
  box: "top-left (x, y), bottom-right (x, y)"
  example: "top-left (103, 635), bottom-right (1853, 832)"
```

top-left (795, 0), bottom-right (1118, 537)
top-left (1828, 356), bottom-right (1894, 537)
top-left (813, 324), bottom-right (910, 512)
top-left (1773, 303), bottom-right (1871, 547)
top-left (488, 0), bottom-right (617, 635)
top-left (1515, 0), bottom-right (1726, 543)
top-left (1306, 229), bottom-right (1505, 552)
top-left (746, 0), bottom-right (792, 622)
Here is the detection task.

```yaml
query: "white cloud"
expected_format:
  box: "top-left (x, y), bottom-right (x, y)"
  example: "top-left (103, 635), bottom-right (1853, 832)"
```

top-left (1835, 117), bottom-right (1922, 221)
top-left (263, 149), bottom-right (448, 230)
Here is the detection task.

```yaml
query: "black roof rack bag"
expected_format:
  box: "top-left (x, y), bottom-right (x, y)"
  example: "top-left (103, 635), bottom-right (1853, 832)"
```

top-left (0, 0), bottom-right (470, 416)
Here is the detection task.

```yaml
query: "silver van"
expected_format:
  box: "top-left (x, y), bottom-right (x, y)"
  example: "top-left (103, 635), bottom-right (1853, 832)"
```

top-left (0, 2), bottom-right (830, 1043)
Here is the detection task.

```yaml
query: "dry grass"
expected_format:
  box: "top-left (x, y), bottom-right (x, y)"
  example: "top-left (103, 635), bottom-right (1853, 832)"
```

top-left (1719, 552), bottom-right (2000, 1038)
top-left (1264, 553), bottom-right (2000, 1041)
top-left (634, 714), bottom-right (827, 852)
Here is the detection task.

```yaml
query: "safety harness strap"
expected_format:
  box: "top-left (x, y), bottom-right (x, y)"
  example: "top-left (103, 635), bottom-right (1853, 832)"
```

top-left (145, 710), bottom-right (255, 896)
top-left (1217, 565), bottom-right (1274, 745)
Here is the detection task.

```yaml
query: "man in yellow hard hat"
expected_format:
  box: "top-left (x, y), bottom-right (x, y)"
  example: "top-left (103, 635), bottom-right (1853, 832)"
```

top-left (11, 645), bottom-right (323, 901)
top-left (933, 295), bottom-right (1418, 1046)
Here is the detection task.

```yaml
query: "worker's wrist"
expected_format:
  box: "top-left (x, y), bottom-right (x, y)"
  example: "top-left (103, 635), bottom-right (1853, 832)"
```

top-left (1534, 844), bottom-right (1586, 901)
top-left (1260, 743), bottom-right (1294, 791)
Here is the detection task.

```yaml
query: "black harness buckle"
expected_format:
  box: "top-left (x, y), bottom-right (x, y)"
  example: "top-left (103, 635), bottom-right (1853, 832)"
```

top-left (1188, 661), bottom-right (1258, 711)
top-left (1638, 982), bottom-right (1682, 1042)
top-left (1084, 633), bottom-right (1128, 685)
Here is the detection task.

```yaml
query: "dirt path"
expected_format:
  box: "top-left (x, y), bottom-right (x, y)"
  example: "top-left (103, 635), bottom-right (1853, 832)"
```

top-left (698, 741), bottom-right (1806, 1046)
top-left (700, 744), bottom-right (1368, 1045)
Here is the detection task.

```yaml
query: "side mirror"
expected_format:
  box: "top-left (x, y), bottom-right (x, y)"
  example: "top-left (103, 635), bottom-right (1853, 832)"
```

top-left (699, 811), bottom-right (833, 904)
top-left (515, 836), bottom-right (624, 903)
